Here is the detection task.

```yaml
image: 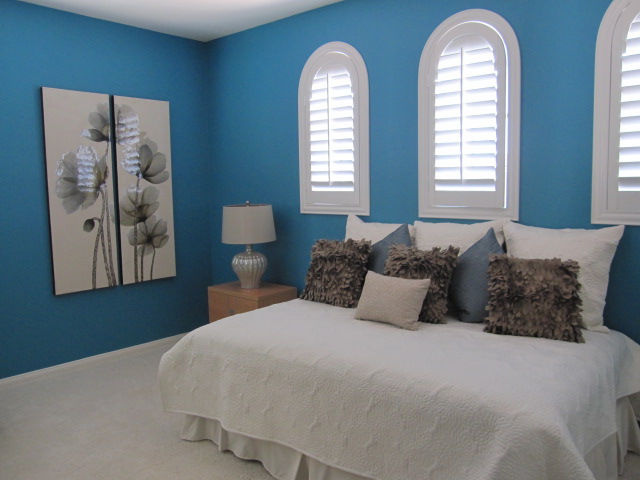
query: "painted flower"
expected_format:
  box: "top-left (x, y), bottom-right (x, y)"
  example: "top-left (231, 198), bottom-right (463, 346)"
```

top-left (80, 103), bottom-right (112, 142)
top-left (116, 105), bottom-right (142, 177)
top-left (138, 141), bottom-right (169, 184)
top-left (55, 146), bottom-right (107, 214)
top-left (115, 105), bottom-right (140, 147)
top-left (119, 185), bottom-right (160, 226)
top-left (127, 215), bottom-right (169, 256)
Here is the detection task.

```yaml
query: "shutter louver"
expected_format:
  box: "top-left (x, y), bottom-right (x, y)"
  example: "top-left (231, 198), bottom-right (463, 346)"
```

top-left (309, 65), bottom-right (355, 192)
top-left (434, 36), bottom-right (498, 193)
top-left (619, 15), bottom-right (640, 192)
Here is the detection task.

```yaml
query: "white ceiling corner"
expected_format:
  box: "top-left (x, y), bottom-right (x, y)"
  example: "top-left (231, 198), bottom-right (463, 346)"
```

top-left (20, 0), bottom-right (343, 42)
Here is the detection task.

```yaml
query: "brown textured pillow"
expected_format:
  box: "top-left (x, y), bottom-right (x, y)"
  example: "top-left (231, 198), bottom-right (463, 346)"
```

top-left (300, 239), bottom-right (371, 308)
top-left (484, 255), bottom-right (584, 343)
top-left (384, 244), bottom-right (459, 324)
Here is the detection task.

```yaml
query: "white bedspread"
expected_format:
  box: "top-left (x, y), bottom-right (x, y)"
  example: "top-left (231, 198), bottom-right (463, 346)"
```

top-left (159, 299), bottom-right (640, 480)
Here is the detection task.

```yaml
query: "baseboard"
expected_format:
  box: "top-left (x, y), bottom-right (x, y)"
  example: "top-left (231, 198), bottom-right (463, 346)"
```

top-left (0, 333), bottom-right (186, 389)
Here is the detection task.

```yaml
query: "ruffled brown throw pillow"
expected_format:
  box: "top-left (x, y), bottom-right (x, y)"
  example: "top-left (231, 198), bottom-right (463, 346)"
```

top-left (384, 244), bottom-right (459, 324)
top-left (300, 239), bottom-right (371, 308)
top-left (484, 255), bottom-right (584, 343)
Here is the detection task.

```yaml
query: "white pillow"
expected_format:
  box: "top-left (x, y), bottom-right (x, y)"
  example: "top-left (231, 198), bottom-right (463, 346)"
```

top-left (413, 219), bottom-right (505, 254)
top-left (354, 271), bottom-right (430, 330)
top-left (345, 215), bottom-right (416, 244)
top-left (503, 221), bottom-right (624, 332)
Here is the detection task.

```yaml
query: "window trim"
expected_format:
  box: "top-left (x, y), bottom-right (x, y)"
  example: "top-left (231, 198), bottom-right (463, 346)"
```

top-left (593, 0), bottom-right (640, 225)
top-left (298, 41), bottom-right (370, 215)
top-left (418, 9), bottom-right (520, 220)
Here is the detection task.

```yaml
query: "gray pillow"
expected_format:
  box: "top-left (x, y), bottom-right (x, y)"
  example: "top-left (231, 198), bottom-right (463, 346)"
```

top-left (484, 255), bottom-right (584, 343)
top-left (449, 228), bottom-right (504, 323)
top-left (355, 271), bottom-right (430, 330)
top-left (368, 224), bottom-right (412, 274)
top-left (300, 239), bottom-right (371, 308)
top-left (385, 244), bottom-right (459, 324)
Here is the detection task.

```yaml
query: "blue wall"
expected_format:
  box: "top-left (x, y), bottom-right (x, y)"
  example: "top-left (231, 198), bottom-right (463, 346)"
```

top-left (0, 0), bottom-right (211, 378)
top-left (208, 0), bottom-right (640, 343)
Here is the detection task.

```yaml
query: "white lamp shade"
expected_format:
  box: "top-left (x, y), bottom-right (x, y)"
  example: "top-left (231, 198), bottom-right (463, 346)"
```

top-left (222, 203), bottom-right (276, 245)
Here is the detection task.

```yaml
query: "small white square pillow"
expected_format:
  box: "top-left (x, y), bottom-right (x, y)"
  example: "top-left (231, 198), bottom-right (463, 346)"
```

top-left (346, 214), bottom-right (416, 245)
top-left (503, 221), bottom-right (624, 332)
top-left (355, 271), bottom-right (430, 330)
top-left (413, 219), bottom-right (505, 254)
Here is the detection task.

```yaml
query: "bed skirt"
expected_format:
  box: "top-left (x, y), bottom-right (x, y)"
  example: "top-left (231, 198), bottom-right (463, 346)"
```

top-left (181, 396), bottom-right (640, 480)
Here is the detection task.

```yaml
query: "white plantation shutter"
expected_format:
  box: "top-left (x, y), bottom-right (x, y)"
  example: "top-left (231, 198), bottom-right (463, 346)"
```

top-left (309, 64), bottom-right (355, 192)
top-left (618, 15), bottom-right (640, 194)
top-left (418, 10), bottom-right (520, 220)
top-left (434, 35), bottom-right (499, 195)
top-left (299, 43), bottom-right (369, 215)
top-left (593, 0), bottom-right (640, 224)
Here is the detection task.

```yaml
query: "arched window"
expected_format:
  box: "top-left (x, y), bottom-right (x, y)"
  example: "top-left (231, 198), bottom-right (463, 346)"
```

top-left (298, 42), bottom-right (369, 215)
top-left (418, 9), bottom-right (520, 220)
top-left (593, 0), bottom-right (640, 225)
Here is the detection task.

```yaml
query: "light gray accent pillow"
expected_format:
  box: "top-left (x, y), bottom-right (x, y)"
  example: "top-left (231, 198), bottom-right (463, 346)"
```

top-left (449, 228), bottom-right (504, 323)
top-left (355, 271), bottom-right (431, 330)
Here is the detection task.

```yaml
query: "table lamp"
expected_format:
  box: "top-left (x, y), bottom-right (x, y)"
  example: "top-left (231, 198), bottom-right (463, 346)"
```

top-left (221, 202), bottom-right (276, 289)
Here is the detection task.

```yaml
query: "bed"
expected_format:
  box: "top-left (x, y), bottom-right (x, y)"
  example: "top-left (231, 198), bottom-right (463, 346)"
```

top-left (159, 218), bottom-right (640, 480)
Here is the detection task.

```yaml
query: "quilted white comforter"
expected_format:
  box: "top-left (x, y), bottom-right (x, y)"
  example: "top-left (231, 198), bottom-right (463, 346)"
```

top-left (159, 299), bottom-right (640, 480)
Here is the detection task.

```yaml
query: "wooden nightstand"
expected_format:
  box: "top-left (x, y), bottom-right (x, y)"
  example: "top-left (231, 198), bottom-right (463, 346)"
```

top-left (207, 281), bottom-right (297, 322)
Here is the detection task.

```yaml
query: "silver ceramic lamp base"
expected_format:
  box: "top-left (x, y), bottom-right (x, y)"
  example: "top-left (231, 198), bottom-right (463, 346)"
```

top-left (232, 245), bottom-right (267, 289)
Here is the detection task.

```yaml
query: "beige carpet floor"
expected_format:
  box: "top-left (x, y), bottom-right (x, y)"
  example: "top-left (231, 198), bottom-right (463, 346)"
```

top-left (1, 337), bottom-right (639, 480)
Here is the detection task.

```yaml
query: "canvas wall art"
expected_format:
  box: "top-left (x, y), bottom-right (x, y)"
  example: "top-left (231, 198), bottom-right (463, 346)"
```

top-left (113, 96), bottom-right (176, 285)
top-left (42, 87), bottom-right (120, 295)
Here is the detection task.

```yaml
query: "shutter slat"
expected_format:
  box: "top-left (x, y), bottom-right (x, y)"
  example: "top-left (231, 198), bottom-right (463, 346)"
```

top-left (434, 179), bottom-right (497, 191)
top-left (619, 162), bottom-right (640, 174)
top-left (619, 131), bottom-right (640, 147)
top-left (621, 69), bottom-right (640, 86)
top-left (625, 36), bottom-right (640, 53)
top-left (621, 84), bottom-right (640, 102)
top-left (619, 177), bottom-right (640, 191)
top-left (629, 21), bottom-right (640, 39)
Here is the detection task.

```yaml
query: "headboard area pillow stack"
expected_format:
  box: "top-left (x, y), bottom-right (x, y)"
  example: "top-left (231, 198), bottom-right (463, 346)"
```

top-left (503, 222), bottom-right (624, 333)
top-left (300, 215), bottom-right (624, 339)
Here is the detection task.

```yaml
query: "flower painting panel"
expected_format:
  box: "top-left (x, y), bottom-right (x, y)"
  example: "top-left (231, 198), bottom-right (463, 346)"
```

top-left (114, 96), bottom-right (176, 285)
top-left (42, 87), bottom-right (120, 295)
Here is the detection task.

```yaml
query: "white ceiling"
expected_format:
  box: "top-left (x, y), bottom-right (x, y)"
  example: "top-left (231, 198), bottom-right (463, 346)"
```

top-left (21, 0), bottom-right (343, 42)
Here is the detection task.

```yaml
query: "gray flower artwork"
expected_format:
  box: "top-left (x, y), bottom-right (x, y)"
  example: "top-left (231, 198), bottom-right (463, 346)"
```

top-left (42, 88), bottom-right (120, 295)
top-left (114, 96), bottom-right (176, 285)
top-left (42, 88), bottom-right (176, 295)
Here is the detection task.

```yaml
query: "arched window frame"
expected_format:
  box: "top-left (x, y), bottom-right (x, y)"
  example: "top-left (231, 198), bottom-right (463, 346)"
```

top-left (418, 9), bottom-right (520, 220)
top-left (298, 41), bottom-right (370, 215)
top-left (593, 0), bottom-right (640, 225)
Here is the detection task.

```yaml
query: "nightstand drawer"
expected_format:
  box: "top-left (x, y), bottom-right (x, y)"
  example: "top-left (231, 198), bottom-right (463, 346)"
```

top-left (209, 291), bottom-right (258, 319)
top-left (208, 282), bottom-right (297, 322)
